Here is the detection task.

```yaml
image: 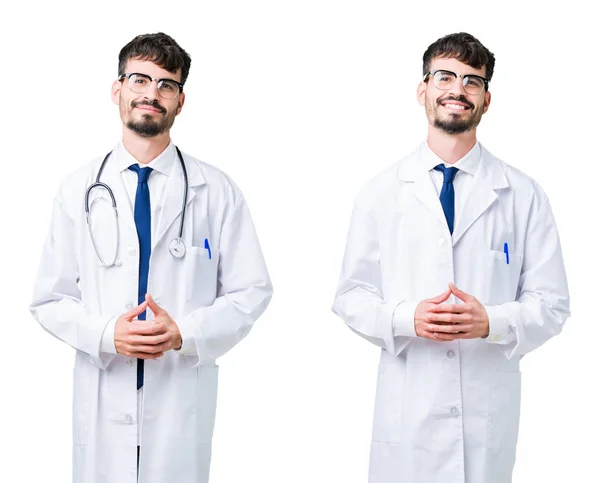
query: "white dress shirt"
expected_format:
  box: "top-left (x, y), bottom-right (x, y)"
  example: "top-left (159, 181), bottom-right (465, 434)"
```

top-left (424, 140), bottom-right (481, 222)
top-left (99, 140), bottom-right (178, 445)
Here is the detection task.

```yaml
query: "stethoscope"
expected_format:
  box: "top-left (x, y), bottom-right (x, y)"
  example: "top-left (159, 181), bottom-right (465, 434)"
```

top-left (85, 146), bottom-right (189, 268)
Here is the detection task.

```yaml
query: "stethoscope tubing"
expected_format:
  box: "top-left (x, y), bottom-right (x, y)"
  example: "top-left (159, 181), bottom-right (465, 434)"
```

top-left (85, 147), bottom-right (189, 267)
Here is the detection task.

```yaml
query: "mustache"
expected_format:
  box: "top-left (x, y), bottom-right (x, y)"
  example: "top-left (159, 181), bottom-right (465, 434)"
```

top-left (437, 95), bottom-right (474, 110)
top-left (131, 99), bottom-right (166, 114)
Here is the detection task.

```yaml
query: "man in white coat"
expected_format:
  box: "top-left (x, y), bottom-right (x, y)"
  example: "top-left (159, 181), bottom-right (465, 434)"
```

top-left (332, 32), bottom-right (570, 483)
top-left (30, 32), bottom-right (272, 483)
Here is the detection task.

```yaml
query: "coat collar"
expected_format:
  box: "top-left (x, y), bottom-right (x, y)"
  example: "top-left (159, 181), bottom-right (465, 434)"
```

top-left (97, 145), bottom-right (206, 249)
top-left (397, 142), bottom-right (509, 245)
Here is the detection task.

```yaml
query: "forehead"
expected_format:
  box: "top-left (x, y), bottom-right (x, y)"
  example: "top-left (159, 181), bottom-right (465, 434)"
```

top-left (430, 56), bottom-right (486, 77)
top-left (123, 58), bottom-right (182, 82)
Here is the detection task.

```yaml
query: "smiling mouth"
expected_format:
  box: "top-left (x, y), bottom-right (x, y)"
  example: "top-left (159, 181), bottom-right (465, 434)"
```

top-left (442, 102), bottom-right (470, 111)
top-left (437, 95), bottom-right (474, 111)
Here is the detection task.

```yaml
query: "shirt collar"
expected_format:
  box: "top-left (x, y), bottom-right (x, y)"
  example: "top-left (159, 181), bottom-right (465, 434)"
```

top-left (115, 141), bottom-right (176, 176)
top-left (422, 140), bottom-right (481, 176)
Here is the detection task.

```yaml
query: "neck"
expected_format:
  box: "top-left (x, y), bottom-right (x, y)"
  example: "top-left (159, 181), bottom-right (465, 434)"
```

top-left (122, 129), bottom-right (171, 164)
top-left (426, 127), bottom-right (477, 164)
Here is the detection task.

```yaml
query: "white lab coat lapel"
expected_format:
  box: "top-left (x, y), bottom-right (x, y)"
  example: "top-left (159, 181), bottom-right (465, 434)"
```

top-left (153, 152), bottom-right (205, 251)
top-left (452, 147), bottom-right (509, 246)
top-left (397, 150), bottom-right (448, 230)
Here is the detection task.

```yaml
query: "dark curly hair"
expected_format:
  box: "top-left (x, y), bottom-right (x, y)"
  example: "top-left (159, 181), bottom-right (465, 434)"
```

top-left (118, 32), bottom-right (192, 85)
top-left (423, 32), bottom-right (495, 84)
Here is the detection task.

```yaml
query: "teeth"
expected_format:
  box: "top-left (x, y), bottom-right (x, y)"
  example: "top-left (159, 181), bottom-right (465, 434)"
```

top-left (445, 103), bottom-right (466, 110)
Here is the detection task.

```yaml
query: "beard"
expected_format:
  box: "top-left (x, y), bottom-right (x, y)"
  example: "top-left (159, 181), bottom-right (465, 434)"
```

top-left (429, 95), bottom-right (483, 135)
top-left (433, 115), bottom-right (475, 135)
top-left (123, 99), bottom-right (176, 137)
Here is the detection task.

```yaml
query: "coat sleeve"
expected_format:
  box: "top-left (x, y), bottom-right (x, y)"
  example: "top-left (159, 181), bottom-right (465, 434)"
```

top-left (175, 191), bottom-right (272, 366)
top-left (332, 200), bottom-right (417, 356)
top-left (485, 195), bottom-right (570, 358)
top-left (29, 184), bottom-right (116, 369)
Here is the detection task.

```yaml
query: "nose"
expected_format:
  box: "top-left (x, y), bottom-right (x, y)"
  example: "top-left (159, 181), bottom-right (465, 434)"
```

top-left (448, 76), bottom-right (466, 96)
top-left (144, 79), bottom-right (161, 101)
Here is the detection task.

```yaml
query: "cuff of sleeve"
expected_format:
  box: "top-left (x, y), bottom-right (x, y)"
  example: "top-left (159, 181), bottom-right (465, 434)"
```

top-left (100, 317), bottom-right (118, 354)
top-left (175, 315), bottom-right (196, 355)
top-left (484, 305), bottom-right (512, 343)
top-left (392, 301), bottom-right (419, 337)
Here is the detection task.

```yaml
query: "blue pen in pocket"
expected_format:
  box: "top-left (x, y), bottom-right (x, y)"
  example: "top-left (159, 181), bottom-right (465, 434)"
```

top-left (503, 242), bottom-right (509, 264)
top-left (204, 238), bottom-right (212, 259)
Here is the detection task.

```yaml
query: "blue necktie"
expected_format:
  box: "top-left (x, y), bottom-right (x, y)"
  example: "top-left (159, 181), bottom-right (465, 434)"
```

top-left (129, 164), bottom-right (153, 390)
top-left (434, 164), bottom-right (459, 234)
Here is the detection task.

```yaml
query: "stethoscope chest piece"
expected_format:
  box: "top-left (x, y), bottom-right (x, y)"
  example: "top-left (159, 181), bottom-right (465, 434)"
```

top-left (169, 237), bottom-right (186, 258)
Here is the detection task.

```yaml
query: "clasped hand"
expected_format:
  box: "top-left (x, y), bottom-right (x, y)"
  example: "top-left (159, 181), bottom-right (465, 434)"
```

top-left (414, 283), bottom-right (490, 341)
top-left (114, 294), bottom-right (182, 359)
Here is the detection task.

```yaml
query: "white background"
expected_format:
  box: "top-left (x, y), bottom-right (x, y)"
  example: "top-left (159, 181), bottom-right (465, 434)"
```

top-left (1, 1), bottom-right (598, 482)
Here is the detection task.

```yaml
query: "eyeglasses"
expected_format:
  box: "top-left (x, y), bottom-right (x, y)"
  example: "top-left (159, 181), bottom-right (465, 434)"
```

top-left (424, 70), bottom-right (489, 95)
top-left (118, 73), bottom-right (184, 99)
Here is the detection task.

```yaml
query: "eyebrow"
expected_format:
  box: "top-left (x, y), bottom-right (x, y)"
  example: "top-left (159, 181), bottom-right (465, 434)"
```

top-left (141, 73), bottom-right (181, 83)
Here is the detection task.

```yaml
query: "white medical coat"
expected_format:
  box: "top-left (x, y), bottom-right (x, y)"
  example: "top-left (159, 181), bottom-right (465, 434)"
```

top-left (30, 147), bottom-right (272, 483)
top-left (332, 143), bottom-right (570, 483)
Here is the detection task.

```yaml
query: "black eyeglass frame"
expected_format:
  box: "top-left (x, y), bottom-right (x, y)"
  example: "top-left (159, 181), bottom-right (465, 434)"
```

top-left (118, 72), bottom-right (184, 97)
top-left (424, 69), bottom-right (490, 93)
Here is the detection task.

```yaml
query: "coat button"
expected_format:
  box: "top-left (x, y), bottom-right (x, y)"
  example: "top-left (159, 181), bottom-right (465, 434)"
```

top-left (450, 407), bottom-right (459, 417)
top-left (125, 302), bottom-right (134, 309)
top-left (446, 350), bottom-right (456, 358)
top-left (126, 359), bottom-right (134, 366)
top-left (128, 247), bottom-right (137, 256)
top-left (125, 414), bottom-right (133, 424)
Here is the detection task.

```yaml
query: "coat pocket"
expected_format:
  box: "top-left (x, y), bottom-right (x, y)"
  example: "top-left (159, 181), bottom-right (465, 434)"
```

top-left (186, 247), bottom-right (220, 306)
top-left (487, 371), bottom-right (521, 449)
top-left (484, 250), bottom-right (523, 305)
top-left (372, 363), bottom-right (405, 443)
